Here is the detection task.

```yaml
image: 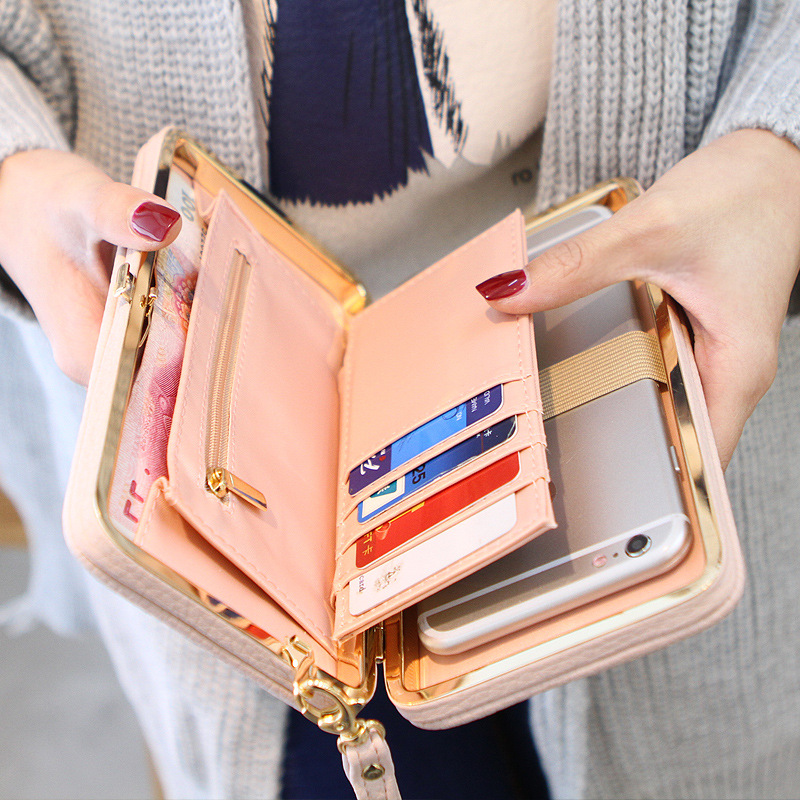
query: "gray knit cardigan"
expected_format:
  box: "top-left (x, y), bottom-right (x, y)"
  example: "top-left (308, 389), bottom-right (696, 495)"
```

top-left (1, 0), bottom-right (799, 300)
top-left (2, 4), bottom-right (800, 799)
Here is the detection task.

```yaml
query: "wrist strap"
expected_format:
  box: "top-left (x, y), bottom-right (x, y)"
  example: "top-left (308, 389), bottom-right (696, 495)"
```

top-left (340, 722), bottom-right (401, 800)
top-left (283, 638), bottom-right (402, 799)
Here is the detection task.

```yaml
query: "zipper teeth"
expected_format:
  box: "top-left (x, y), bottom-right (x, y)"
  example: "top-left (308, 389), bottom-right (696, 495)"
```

top-left (206, 250), bottom-right (251, 473)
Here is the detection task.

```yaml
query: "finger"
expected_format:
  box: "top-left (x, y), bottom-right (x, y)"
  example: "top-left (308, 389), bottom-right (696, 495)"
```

top-left (40, 282), bottom-right (105, 386)
top-left (77, 178), bottom-right (182, 252)
top-left (691, 327), bottom-right (778, 470)
top-left (25, 244), bottom-right (109, 387)
top-left (475, 205), bottom-right (658, 314)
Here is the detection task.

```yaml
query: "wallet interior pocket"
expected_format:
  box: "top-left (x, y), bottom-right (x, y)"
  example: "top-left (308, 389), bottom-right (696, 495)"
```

top-left (340, 377), bottom-right (535, 516)
top-left (333, 436), bottom-right (550, 590)
top-left (336, 211), bottom-right (536, 533)
top-left (162, 192), bottom-right (347, 653)
top-left (336, 409), bottom-right (546, 554)
top-left (332, 451), bottom-right (552, 640)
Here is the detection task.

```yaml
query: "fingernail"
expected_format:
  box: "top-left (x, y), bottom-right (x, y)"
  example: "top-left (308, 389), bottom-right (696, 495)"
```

top-left (130, 202), bottom-right (180, 241)
top-left (475, 269), bottom-right (528, 301)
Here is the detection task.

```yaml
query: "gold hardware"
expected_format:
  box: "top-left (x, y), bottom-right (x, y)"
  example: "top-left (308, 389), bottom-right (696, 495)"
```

top-left (140, 287), bottom-right (157, 310)
top-left (113, 264), bottom-right (135, 302)
top-left (206, 467), bottom-right (268, 510)
top-left (362, 764), bottom-right (385, 780)
top-left (136, 286), bottom-right (158, 348)
top-left (282, 638), bottom-right (386, 753)
top-left (205, 251), bottom-right (250, 493)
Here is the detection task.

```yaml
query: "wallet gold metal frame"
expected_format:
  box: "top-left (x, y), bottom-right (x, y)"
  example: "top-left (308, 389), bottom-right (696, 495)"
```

top-left (87, 131), bottom-right (730, 726)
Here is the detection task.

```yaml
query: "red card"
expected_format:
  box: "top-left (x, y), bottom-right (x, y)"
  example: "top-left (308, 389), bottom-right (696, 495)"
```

top-left (355, 452), bottom-right (521, 567)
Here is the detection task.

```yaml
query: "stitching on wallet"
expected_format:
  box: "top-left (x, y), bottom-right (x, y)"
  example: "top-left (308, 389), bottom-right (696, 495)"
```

top-left (336, 453), bottom-right (550, 625)
top-left (340, 218), bottom-right (508, 460)
top-left (338, 323), bottom-right (356, 544)
top-left (336, 434), bottom-right (544, 557)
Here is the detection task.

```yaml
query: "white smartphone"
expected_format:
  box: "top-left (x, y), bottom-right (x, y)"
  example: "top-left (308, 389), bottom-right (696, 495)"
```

top-left (416, 207), bottom-right (692, 655)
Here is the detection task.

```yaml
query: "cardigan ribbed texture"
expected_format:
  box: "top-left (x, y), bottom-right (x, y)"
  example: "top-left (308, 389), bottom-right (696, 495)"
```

top-left (1, 3), bottom-right (799, 799)
top-left (2, 0), bottom-right (800, 315)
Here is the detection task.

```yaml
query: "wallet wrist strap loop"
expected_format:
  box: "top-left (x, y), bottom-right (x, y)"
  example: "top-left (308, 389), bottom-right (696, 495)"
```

top-left (282, 638), bottom-right (401, 799)
top-left (539, 330), bottom-right (667, 420)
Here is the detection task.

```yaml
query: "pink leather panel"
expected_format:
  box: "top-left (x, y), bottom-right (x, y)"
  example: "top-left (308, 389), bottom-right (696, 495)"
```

top-left (338, 211), bottom-right (533, 489)
top-left (165, 192), bottom-right (345, 650)
top-left (333, 450), bottom-right (554, 640)
top-left (136, 478), bottom-right (341, 673)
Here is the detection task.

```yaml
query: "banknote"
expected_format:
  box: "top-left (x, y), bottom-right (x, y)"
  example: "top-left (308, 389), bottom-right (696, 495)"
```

top-left (109, 165), bottom-right (205, 537)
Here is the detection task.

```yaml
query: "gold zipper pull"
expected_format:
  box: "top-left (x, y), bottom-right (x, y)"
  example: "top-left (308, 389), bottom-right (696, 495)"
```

top-left (206, 468), bottom-right (268, 510)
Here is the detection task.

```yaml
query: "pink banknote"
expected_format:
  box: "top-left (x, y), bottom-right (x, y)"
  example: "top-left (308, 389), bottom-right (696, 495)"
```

top-left (109, 166), bottom-right (205, 537)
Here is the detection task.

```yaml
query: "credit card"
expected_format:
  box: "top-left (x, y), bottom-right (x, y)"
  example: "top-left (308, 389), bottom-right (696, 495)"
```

top-left (356, 452), bottom-right (521, 567)
top-left (348, 386), bottom-right (503, 495)
top-left (357, 416), bottom-right (517, 523)
top-left (349, 493), bottom-right (518, 616)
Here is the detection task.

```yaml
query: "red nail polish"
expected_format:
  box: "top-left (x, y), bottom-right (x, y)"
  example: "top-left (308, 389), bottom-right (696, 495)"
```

top-left (130, 202), bottom-right (180, 241)
top-left (475, 269), bottom-right (528, 301)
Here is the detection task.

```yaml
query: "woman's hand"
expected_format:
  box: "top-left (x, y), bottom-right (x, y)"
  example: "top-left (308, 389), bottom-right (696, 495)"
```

top-left (477, 129), bottom-right (800, 469)
top-left (0, 149), bottom-right (181, 385)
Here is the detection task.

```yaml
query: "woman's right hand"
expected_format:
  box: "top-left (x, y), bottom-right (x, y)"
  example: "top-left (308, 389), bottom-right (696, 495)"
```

top-left (0, 149), bottom-right (181, 385)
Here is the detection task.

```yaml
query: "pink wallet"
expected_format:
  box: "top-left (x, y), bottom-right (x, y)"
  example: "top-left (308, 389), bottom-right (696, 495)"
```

top-left (63, 130), bottom-right (744, 799)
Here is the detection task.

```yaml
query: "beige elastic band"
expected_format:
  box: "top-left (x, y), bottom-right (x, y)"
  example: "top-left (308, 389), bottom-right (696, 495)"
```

top-left (539, 330), bottom-right (667, 420)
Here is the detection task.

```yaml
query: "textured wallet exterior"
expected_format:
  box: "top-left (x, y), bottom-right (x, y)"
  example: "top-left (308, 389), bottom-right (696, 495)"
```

top-left (63, 129), bottom-right (744, 737)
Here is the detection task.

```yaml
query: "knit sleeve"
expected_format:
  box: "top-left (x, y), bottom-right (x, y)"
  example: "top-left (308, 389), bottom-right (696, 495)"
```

top-left (701, 0), bottom-right (800, 149)
top-left (0, 2), bottom-right (75, 320)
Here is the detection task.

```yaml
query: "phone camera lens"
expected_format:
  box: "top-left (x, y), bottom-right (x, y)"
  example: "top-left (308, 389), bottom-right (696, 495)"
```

top-left (625, 534), bottom-right (652, 557)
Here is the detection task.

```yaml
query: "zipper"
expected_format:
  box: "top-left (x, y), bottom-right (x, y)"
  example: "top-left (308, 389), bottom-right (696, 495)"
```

top-left (204, 249), bottom-right (267, 510)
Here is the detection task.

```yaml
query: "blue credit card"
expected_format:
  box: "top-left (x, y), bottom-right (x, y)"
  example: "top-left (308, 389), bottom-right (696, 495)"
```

top-left (357, 415), bottom-right (518, 523)
top-left (348, 385), bottom-right (503, 495)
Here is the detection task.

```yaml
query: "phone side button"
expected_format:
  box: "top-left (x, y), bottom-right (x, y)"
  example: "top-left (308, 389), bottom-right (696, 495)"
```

top-left (669, 445), bottom-right (681, 474)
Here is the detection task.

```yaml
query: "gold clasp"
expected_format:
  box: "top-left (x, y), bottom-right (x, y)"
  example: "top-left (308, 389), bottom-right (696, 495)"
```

top-left (136, 286), bottom-right (158, 348)
top-left (113, 263), bottom-right (135, 302)
top-left (281, 638), bottom-right (385, 751)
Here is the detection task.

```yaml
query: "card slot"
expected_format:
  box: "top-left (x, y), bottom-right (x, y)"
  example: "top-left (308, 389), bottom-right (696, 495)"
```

top-left (165, 192), bottom-right (346, 651)
top-left (338, 211), bottom-right (537, 511)
top-left (340, 378), bottom-right (535, 516)
top-left (335, 412), bottom-right (545, 557)
top-left (332, 455), bottom-right (554, 640)
top-left (339, 417), bottom-right (543, 548)
top-left (332, 444), bottom-right (548, 596)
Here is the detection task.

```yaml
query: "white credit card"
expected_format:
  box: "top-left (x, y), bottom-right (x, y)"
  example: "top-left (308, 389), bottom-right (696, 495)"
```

top-left (348, 493), bottom-right (518, 616)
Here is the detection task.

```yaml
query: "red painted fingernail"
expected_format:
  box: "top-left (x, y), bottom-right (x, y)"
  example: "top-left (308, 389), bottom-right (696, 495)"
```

top-left (475, 269), bottom-right (528, 301)
top-left (130, 202), bottom-right (180, 241)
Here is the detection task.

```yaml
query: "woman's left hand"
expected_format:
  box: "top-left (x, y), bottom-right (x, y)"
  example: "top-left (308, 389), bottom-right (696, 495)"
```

top-left (476, 129), bottom-right (800, 469)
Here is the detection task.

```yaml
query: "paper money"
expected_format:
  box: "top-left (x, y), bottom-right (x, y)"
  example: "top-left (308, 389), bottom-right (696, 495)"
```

top-left (109, 166), bottom-right (204, 537)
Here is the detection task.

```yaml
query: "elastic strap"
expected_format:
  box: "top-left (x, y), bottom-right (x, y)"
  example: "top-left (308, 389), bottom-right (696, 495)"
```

top-left (540, 330), bottom-right (667, 420)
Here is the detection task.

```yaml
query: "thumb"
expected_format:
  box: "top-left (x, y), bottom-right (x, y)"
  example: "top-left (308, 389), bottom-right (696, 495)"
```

top-left (77, 178), bottom-right (182, 252)
top-left (476, 214), bottom-right (637, 314)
